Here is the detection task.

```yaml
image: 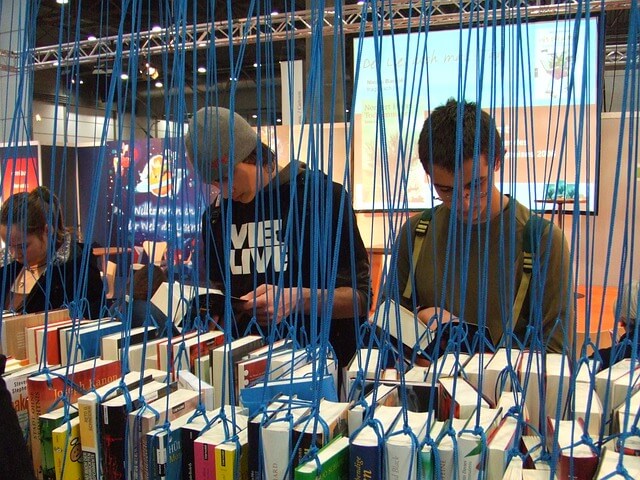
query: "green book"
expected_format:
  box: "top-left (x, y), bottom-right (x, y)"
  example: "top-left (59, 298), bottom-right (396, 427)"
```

top-left (39, 404), bottom-right (78, 480)
top-left (294, 435), bottom-right (349, 480)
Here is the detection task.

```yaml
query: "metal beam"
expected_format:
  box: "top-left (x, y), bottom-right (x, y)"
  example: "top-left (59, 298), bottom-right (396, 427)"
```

top-left (0, 0), bottom-right (634, 72)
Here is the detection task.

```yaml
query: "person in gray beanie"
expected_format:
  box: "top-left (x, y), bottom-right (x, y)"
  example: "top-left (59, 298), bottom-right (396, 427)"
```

top-left (186, 106), bottom-right (371, 398)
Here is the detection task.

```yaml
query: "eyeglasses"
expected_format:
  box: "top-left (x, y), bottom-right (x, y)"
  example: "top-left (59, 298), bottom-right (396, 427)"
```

top-left (433, 176), bottom-right (491, 202)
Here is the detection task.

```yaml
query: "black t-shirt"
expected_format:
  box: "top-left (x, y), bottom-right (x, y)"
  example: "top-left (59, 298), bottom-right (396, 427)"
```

top-left (201, 163), bottom-right (370, 368)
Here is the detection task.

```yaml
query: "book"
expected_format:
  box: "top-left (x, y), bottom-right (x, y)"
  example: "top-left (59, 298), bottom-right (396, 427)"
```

top-left (456, 407), bottom-right (503, 480)
top-left (437, 418), bottom-right (468, 480)
top-left (237, 347), bottom-right (308, 391)
top-left (385, 410), bottom-right (430, 480)
top-left (128, 388), bottom-right (200, 480)
top-left (248, 401), bottom-right (285, 480)
top-left (570, 379), bottom-right (603, 436)
top-left (40, 403), bottom-right (79, 480)
top-left (543, 352), bottom-right (571, 422)
top-left (26, 319), bottom-right (76, 365)
top-left (210, 335), bottom-right (264, 408)
top-left (180, 408), bottom-right (248, 480)
top-left (78, 371), bottom-right (158, 480)
top-left (486, 415), bottom-right (521, 479)
top-left (595, 358), bottom-right (639, 414)
top-left (261, 400), bottom-right (311, 480)
top-left (27, 358), bottom-right (121, 478)
top-left (1, 308), bottom-right (70, 359)
top-left (595, 447), bottom-right (640, 478)
top-left (294, 435), bottom-right (350, 480)
top-left (348, 383), bottom-right (398, 436)
top-left (158, 330), bottom-right (225, 375)
top-left (518, 350), bottom-right (545, 432)
top-left (177, 369), bottom-right (215, 410)
top-left (63, 320), bottom-right (124, 366)
top-left (215, 428), bottom-right (249, 480)
top-left (370, 298), bottom-right (431, 351)
top-left (128, 338), bottom-right (165, 372)
top-left (194, 351), bottom-right (212, 384)
top-left (419, 419), bottom-right (446, 480)
top-left (150, 282), bottom-right (197, 328)
top-left (463, 349), bottom-right (522, 406)
top-left (145, 410), bottom-right (197, 480)
top-left (51, 416), bottom-right (83, 480)
top-left (293, 399), bottom-right (350, 469)
top-left (546, 417), bottom-right (599, 480)
top-left (348, 405), bottom-right (401, 480)
top-left (3, 362), bottom-right (46, 442)
top-left (344, 348), bottom-right (381, 400)
top-left (438, 376), bottom-right (490, 421)
top-left (100, 326), bottom-right (158, 362)
top-left (501, 456), bottom-right (523, 480)
top-left (101, 380), bottom-right (177, 480)
top-left (193, 414), bottom-right (249, 480)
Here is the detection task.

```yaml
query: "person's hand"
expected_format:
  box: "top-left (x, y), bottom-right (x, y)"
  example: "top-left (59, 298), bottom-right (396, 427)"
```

top-left (417, 306), bottom-right (456, 330)
top-left (239, 284), bottom-right (305, 326)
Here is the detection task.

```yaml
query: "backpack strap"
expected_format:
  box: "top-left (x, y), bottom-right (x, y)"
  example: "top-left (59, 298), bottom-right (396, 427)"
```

top-left (512, 214), bottom-right (551, 322)
top-left (402, 208), bottom-right (434, 301)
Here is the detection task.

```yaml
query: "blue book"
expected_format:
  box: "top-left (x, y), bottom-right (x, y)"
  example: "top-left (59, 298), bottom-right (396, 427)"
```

top-left (66, 321), bottom-right (124, 364)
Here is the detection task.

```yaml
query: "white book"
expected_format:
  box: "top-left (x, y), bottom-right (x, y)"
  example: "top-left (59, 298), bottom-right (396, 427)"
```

top-left (438, 376), bottom-right (489, 420)
top-left (348, 383), bottom-right (398, 436)
top-left (127, 337), bottom-right (165, 372)
top-left (457, 407), bottom-right (503, 480)
top-left (370, 298), bottom-right (431, 350)
top-left (595, 358), bottom-right (639, 412)
top-left (437, 418), bottom-right (468, 480)
top-left (101, 326), bottom-right (157, 361)
top-left (571, 380), bottom-right (603, 436)
top-left (544, 352), bottom-right (571, 421)
top-left (177, 369), bottom-right (214, 410)
top-left (501, 457), bottom-right (523, 480)
top-left (518, 350), bottom-right (544, 432)
top-left (261, 402), bottom-right (310, 480)
top-left (483, 348), bottom-right (522, 405)
top-left (385, 410), bottom-right (430, 480)
top-left (595, 447), bottom-right (640, 478)
top-left (486, 415), bottom-right (520, 479)
top-left (150, 282), bottom-right (196, 329)
top-left (210, 335), bottom-right (264, 408)
top-left (420, 420), bottom-right (447, 480)
top-left (345, 347), bottom-right (381, 397)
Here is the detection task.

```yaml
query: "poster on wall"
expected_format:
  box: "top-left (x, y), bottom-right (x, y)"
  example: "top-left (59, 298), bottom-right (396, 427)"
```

top-left (77, 138), bottom-right (207, 264)
top-left (0, 141), bottom-right (41, 202)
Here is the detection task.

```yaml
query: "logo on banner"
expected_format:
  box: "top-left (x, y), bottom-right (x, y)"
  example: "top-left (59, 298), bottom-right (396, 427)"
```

top-left (229, 219), bottom-right (288, 274)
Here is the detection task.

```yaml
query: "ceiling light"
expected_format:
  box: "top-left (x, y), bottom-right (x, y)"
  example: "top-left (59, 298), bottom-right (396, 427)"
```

top-left (143, 63), bottom-right (159, 80)
top-left (276, 118), bottom-right (282, 123)
top-left (197, 66), bottom-right (207, 73)
top-left (357, 0), bottom-right (365, 4)
top-left (271, 10), bottom-right (279, 16)
top-left (120, 73), bottom-right (129, 80)
top-left (79, 80), bottom-right (84, 84)
top-left (230, 77), bottom-right (237, 81)
top-left (56, 0), bottom-right (69, 4)
top-left (253, 63), bottom-right (259, 68)
top-left (152, 25), bottom-right (162, 33)
top-left (252, 114), bottom-right (258, 119)
top-left (35, 114), bottom-right (42, 122)
top-left (155, 81), bottom-right (163, 88)
top-left (88, 35), bottom-right (97, 41)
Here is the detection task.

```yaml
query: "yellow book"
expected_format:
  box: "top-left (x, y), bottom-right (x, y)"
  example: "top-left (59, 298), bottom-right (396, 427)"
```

top-left (52, 416), bottom-right (83, 480)
top-left (214, 429), bottom-right (249, 480)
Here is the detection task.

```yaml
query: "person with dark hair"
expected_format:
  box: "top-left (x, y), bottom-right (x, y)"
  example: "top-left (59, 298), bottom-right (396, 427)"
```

top-left (0, 354), bottom-right (37, 480)
top-left (186, 106), bottom-right (371, 395)
top-left (394, 98), bottom-right (574, 355)
top-left (0, 186), bottom-right (104, 318)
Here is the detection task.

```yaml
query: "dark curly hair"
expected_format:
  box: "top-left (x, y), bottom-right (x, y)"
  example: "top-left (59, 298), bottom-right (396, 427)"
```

top-left (418, 98), bottom-right (503, 174)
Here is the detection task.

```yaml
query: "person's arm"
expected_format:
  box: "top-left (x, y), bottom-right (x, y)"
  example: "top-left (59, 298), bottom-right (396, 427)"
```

top-left (539, 223), bottom-right (575, 354)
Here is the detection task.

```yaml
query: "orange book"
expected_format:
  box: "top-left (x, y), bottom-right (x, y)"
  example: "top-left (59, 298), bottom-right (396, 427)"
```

top-left (26, 358), bottom-right (121, 478)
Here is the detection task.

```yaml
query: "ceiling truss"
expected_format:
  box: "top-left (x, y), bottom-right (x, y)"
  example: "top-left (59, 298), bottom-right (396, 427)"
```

top-left (0, 0), bottom-right (634, 72)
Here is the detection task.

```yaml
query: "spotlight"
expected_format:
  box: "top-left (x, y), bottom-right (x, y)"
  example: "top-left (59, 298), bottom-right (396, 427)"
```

top-left (88, 35), bottom-right (97, 41)
top-left (56, 0), bottom-right (69, 4)
top-left (197, 66), bottom-right (207, 74)
top-left (120, 73), bottom-right (129, 80)
top-left (155, 81), bottom-right (163, 88)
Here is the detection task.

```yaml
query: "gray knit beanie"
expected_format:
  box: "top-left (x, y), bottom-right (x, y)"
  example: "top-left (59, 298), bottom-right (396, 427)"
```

top-left (185, 106), bottom-right (257, 183)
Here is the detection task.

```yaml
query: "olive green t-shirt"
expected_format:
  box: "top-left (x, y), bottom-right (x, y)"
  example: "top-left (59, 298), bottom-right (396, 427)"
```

top-left (395, 198), bottom-right (573, 354)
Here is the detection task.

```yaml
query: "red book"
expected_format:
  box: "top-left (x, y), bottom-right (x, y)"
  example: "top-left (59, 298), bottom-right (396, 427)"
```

top-left (546, 417), bottom-right (599, 480)
top-left (26, 358), bottom-right (121, 478)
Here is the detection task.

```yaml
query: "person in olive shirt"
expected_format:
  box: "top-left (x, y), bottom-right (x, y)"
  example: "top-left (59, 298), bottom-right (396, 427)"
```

top-left (394, 98), bottom-right (574, 355)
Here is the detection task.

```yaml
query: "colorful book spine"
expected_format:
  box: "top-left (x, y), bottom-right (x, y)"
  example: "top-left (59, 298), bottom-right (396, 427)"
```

top-left (52, 417), bottom-right (83, 480)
